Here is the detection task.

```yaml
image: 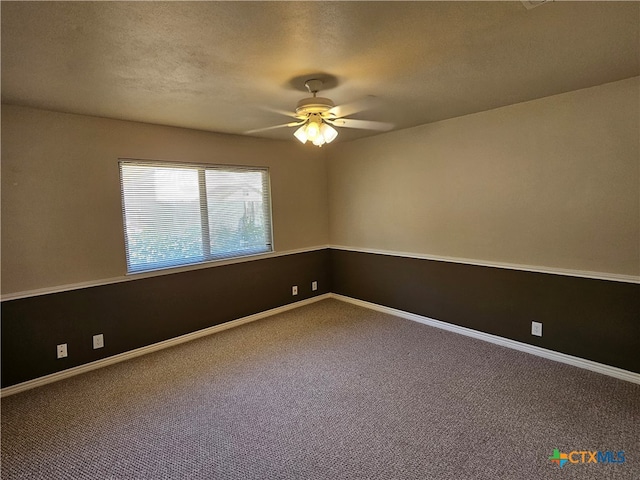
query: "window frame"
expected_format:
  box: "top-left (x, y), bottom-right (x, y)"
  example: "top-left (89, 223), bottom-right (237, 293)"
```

top-left (118, 158), bottom-right (274, 275)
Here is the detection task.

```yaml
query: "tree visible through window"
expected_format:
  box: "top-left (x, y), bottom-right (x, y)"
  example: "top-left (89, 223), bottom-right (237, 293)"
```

top-left (119, 160), bottom-right (272, 273)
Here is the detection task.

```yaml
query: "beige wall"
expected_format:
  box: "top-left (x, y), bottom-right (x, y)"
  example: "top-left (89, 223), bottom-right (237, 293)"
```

top-left (1, 106), bottom-right (329, 294)
top-left (328, 77), bottom-right (639, 277)
top-left (3, 77), bottom-right (638, 294)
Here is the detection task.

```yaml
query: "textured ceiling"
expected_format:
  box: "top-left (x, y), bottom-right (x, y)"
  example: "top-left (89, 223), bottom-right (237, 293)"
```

top-left (2, 1), bottom-right (638, 143)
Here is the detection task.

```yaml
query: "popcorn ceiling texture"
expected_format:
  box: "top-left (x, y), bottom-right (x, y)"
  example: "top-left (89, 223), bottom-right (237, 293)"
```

top-left (2, 2), bottom-right (637, 141)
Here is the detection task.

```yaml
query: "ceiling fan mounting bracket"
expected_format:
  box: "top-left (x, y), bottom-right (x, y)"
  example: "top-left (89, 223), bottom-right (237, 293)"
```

top-left (304, 79), bottom-right (324, 95)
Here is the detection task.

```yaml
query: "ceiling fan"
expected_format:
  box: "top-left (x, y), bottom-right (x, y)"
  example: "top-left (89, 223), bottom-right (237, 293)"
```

top-left (246, 79), bottom-right (393, 147)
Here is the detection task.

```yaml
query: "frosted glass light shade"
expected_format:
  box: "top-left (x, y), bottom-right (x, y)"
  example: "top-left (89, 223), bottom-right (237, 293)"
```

top-left (306, 121), bottom-right (320, 140)
top-left (320, 123), bottom-right (338, 143)
top-left (293, 125), bottom-right (308, 144)
top-left (312, 135), bottom-right (325, 146)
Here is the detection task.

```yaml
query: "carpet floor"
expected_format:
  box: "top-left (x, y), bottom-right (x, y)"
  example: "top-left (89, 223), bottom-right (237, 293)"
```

top-left (2, 298), bottom-right (639, 479)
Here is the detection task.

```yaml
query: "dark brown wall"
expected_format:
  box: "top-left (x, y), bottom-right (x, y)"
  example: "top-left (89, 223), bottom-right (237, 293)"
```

top-left (330, 250), bottom-right (640, 373)
top-left (1, 250), bottom-right (330, 387)
top-left (3, 248), bottom-right (638, 389)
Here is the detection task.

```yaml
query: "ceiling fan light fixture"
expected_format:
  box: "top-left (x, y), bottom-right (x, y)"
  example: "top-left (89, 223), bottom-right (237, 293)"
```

top-left (293, 116), bottom-right (338, 147)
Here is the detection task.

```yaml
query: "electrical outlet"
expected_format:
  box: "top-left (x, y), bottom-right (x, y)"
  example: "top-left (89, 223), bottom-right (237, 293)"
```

top-left (292, 285), bottom-right (298, 296)
top-left (93, 334), bottom-right (104, 349)
top-left (531, 321), bottom-right (543, 337)
top-left (312, 281), bottom-right (318, 291)
top-left (57, 343), bottom-right (68, 359)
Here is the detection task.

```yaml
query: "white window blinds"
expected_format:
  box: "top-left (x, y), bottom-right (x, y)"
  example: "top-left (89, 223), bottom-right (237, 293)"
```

top-left (119, 160), bottom-right (273, 273)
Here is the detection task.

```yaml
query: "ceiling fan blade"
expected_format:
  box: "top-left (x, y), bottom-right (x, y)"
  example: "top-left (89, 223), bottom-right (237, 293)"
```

top-left (260, 106), bottom-right (301, 119)
top-left (328, 118), bottom-right (393, 131)
top-left (328, 96), bottom-right (379, 118)
top-left (245, 121), bottom-right (304, 134)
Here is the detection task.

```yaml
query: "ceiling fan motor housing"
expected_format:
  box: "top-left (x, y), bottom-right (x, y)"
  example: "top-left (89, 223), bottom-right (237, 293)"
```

top-left (296, 97), bottom-right (335, 116)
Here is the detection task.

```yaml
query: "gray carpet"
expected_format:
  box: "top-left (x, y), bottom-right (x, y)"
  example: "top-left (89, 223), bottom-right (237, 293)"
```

top-left (2, 299), bottom-right (639, 479)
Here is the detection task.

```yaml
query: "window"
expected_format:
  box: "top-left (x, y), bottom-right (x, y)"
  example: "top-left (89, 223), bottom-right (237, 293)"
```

top-left (119, 160), bottom-right (273, 273)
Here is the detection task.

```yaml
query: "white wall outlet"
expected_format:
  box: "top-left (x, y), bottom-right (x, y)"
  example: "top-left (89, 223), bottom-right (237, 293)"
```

top-left (93, 334), bottom-right (104, 349)
top-left (57, 343), bottom-right (68, 359)
top-left (292, 285), bottom-right (298, 296)
top-left (531, 321), bottom-right (543, 337)
top-left (312, 281), bottom-right (318, 291)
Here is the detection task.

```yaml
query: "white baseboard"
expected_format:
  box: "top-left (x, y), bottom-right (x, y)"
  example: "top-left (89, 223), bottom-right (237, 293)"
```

top-left (330, 293), bottom-right (640, 385)
top-left (0, 294), bottom-right (331, 398)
